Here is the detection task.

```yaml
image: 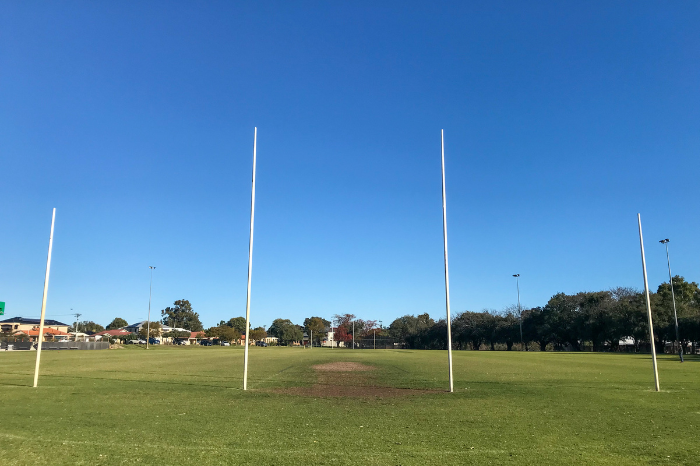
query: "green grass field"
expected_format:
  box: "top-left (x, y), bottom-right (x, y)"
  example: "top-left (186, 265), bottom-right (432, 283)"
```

top-left (1, 346), bottom-right (697, 465)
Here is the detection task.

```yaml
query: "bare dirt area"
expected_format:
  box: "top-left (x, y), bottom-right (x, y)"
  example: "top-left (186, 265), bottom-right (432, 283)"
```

top-left (311, 361), bottom-right (375, 372)
top-left (272, 361), bottom-right (441, 398)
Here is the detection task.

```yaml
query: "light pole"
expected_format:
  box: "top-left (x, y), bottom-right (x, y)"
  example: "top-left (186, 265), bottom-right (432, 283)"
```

top-left (660, 239), bottom-right (683, 362)
top-left (513, 274), bottom-right (524, 351)
top-left (352, 320), bottom-right (355, 349)
top-left (146, 266), bottom-right (155, 349)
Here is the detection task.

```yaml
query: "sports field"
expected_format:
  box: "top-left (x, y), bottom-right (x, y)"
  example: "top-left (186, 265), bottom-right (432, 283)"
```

top-left (1, 347), bottom-right (697, 465)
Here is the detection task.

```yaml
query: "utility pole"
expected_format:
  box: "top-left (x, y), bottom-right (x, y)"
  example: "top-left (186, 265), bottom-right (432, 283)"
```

top-left (73, 310), bottom-right (81, 341)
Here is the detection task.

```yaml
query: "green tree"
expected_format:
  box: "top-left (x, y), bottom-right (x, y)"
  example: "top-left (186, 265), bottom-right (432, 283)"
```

top-left (219, 317), bottom-right (247, 334)
top-left (70, 321), bottom-right (105, 333)
top-left (106, 318), bottom-right (128, 330)
top-left (138, 321), bottom-right (161, 339)
top-left (388, 313), bottom-right (435, 349)
top-left (161, 300), bottom-right (203, 331)
top-left (249, 327), bottom-right (267, 341)
top-left (268, 319), bottom-right (303, 345)
top-left (163, 330), bottom-right (191, 339)
top-left (656, 276), bottom-right (700, 344)
top-left (303, 317), bottom-right (330, 345)
top-left (206, 326), bottom-right (240, 342)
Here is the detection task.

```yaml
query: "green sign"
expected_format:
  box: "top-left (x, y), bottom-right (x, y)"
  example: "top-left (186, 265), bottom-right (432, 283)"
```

top-left (0, 302), bottom-right (4, 316)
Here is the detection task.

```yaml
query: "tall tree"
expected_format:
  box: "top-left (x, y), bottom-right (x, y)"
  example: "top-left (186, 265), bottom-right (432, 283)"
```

top-left (303, 317), bottom-right (330, 345)
top-left (249, 327), bottom-right (267, 341)
top-left (388, 313), bottom-right (435, 349)
top-left (268, 319), bottom-right (303, 345)
top-left (138, 321), bottom-right (161, 339)
top-left (106, 317), bottom-right (128, 330)
top-left (71, 321), bottom-right (105, 333)
top-left (161, 300), bottom-right (203, 331)
top-left (206, 326), bottom-right (241, 342)
top-left (220, 317), bottom-right (247, 334)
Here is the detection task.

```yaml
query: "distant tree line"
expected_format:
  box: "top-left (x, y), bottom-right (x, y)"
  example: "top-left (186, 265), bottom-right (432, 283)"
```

top-left (388, 276), bottom-right (700, 352)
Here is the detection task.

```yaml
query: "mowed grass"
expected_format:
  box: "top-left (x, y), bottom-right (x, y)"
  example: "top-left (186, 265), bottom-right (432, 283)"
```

top-left (1, 347), bottom-right (698, 465)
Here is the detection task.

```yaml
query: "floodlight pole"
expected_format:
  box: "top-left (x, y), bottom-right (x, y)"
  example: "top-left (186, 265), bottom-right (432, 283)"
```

top-left (638, 214), bottom-right (660, 392)
top-left (243, 127), bottom-right (257, 391)
top-left (660, 239), bottom-right (682, 362)
top-left (441, 130), bottom-right (454, 393)
top-left (146, 266), bottom-right (155, 349)
top-left (513, 274), bottom-right (524, 350)
top-left (33, 208), bottom-right (56, 388)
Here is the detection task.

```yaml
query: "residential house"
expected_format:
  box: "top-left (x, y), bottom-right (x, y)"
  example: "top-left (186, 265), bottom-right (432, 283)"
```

top-left (12, 327), bottom-right (72, 342)
top-left (1, 317), bottom-right (70, 334)
top-left (94, 329), bottom-right (133, 341)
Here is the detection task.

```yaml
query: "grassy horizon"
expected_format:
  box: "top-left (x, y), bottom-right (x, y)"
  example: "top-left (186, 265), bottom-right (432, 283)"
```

top-left (1, 346), bottom-right (697, 465)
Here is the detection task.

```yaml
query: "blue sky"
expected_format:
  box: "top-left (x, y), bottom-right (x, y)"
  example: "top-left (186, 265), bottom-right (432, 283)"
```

top-left (1, 1), bottom-right (698, 329)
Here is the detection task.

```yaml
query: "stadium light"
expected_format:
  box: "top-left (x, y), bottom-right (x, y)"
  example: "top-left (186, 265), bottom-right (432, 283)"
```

top-left (440, 130), bottom-right (454, 393)
top-left (659, 239), bottom-right (683, 362)
top-left (513, 274), bottom-right (524, 351)
top-left (638, 214), bottom-right (660, 391)
top-left (146, 266), bottom-right (155, 349)
top-left (33, 208), bottom-right (56, 388)
top-left (243, 127), bottom-right (257, 391)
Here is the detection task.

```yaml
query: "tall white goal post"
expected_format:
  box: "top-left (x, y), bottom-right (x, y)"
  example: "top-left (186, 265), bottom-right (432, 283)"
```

top-left (243, 128), bottom-right (257, 391)
top-left (441, 130), bottom-right (454, 393)
top-left (33, 208), bottom-right (56, 388)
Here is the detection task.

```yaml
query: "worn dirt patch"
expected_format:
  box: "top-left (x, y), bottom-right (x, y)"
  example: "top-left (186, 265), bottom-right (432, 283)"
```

top-left (277, 384), bottom-right (437, 398)
top-left (271, 361), bottom-right (441, 398)
top-left (312, 362), bottom-right (375, 372)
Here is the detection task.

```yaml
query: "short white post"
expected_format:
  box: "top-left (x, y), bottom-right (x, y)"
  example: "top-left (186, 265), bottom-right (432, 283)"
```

top-left (33, 208), bottom-right (56, 388)
top-left (441, 130), bottom-right (454, 393)
top-left (243, 127), bottom-right (257, 391)
top-left (637, 213), bottom-right (660, 392)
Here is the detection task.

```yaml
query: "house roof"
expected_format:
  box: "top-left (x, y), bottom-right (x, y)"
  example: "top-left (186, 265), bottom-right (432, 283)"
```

top-left (189, 331), bottom-right (206, 338)
top-left (95, 329), bottom-right (132, 336)
top-left (15, 328), bottom-right (72, 336)
top-left (1, 317), bottom-right (69, 327)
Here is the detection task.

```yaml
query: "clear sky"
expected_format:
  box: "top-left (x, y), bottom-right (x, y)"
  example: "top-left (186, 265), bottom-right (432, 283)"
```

top-left (1, 1), bottom-right (698, 329)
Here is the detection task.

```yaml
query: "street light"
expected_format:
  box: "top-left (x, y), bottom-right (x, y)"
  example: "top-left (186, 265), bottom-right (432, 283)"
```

top-left (146, 266), bottom-right (155, 349)
top-left (513, 274), bottom-right (524, 351)
top-left (659, 239), bottom-right (683, 362)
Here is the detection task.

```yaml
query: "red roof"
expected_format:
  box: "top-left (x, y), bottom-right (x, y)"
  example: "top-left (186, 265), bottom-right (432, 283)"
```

top-left (15, 328), bottom-right (71, 336)
top-left (190, 331), bottom-right (206, 338)
top-left (95, 329), bottom-right (132, 336)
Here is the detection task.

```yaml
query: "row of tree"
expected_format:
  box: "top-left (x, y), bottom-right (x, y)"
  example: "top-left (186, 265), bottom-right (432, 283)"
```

top-left (387, 276), bottom-right (700, 352)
